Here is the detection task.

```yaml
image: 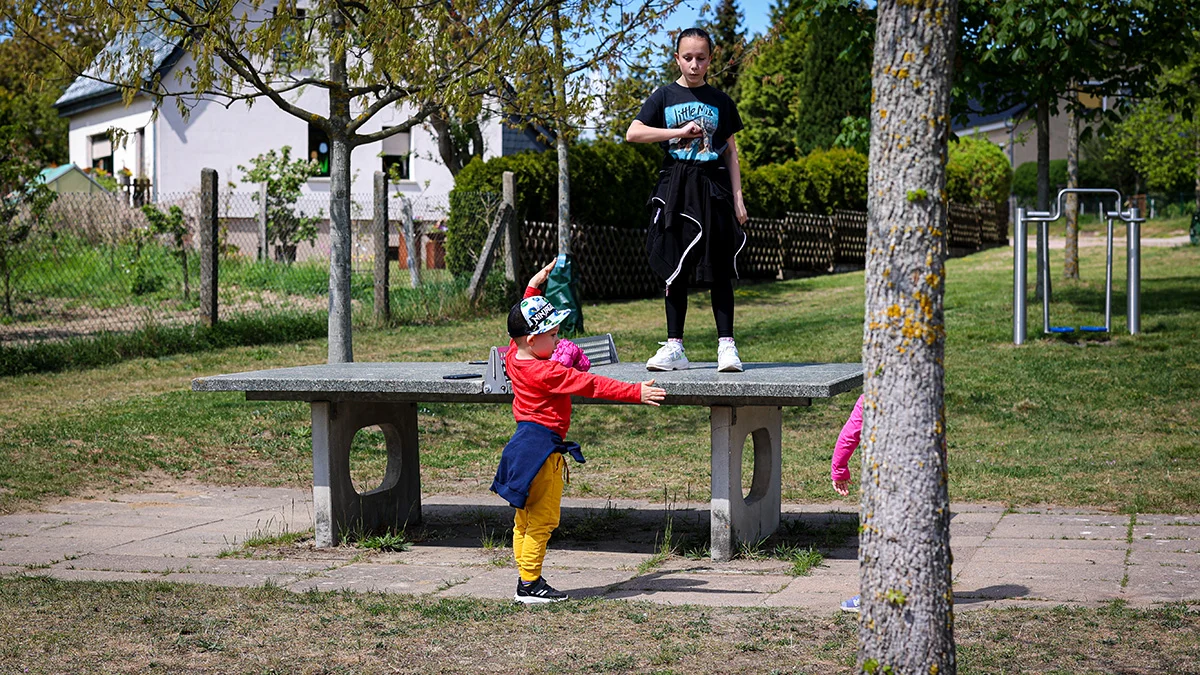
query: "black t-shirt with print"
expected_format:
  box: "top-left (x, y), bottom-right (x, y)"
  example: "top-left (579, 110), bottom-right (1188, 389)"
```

top-left (635, 82), bottom-right (743, 166)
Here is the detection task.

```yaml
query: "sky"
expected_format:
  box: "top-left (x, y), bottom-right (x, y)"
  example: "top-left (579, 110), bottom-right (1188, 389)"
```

top-left (666, 0), bottom-right (777, 42)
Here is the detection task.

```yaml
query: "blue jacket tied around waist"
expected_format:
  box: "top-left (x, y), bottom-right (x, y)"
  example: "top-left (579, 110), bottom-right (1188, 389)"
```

top-left (491, 422), bottom-right (585, 509)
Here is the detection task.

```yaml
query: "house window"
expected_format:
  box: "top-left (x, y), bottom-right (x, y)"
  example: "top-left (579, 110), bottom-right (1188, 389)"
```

top-left (308, 123), bottom-right (330, 177)
top-left (90, 134), bottom-right (113, 174)
top-left (381, 128), bottom-right (410, 181)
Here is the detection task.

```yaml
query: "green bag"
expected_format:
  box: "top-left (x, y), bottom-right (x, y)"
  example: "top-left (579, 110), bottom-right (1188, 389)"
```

top-left (544, 254), bottom-right (584, 336)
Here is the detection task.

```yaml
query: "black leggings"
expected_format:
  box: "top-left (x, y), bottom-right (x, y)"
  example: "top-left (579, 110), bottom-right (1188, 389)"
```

top-left (665, 277), bottom-right (734, 339)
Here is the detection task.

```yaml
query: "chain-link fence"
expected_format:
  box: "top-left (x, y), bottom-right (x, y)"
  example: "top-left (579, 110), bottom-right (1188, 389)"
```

top-left (1, 187), bottom-right (450, 347)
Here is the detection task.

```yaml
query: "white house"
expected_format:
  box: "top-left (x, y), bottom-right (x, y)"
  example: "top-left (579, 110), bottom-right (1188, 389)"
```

top-left (54, 15), bottom-right (549, 213)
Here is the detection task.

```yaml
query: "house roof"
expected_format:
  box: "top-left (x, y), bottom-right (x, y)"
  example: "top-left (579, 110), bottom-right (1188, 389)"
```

top-left (54, 26), bottom-right (185, 117)
top-left (952, 102), bottom-right (1030, 132)
top-left (37, 164), bottom-right (111, 191)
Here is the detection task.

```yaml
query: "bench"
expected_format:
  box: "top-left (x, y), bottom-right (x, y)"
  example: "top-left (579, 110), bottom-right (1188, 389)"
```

top-left (192, 351), bottom-right (861, 561)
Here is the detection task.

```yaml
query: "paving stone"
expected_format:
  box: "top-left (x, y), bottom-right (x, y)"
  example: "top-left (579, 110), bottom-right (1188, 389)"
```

top-left (1132, 525), bottom-right (1200, 541)
top-left (31, 568), bottom-right (163, 583)
top-left (953, 562), bottom-right (1123, 604)
top-left (1135, 515), bottom-right (1200, 526)
top-left (0, 513), bottom-right (79, 535)
top-left (39, 500), bottom-right (131, 517)
top-left (286, 563), bottom-right (465, 594)
top-left (0, 565), bottom-right (25, 575)
top-left (1129, 538), bottom-right (1197, 554)
top-left (606, 572), bottom-right (792, 607)
top-left (988, 514), bottom-right (1128, 540)
top-left (1122, 561), bottom-right (1200, 603)
top-left (54, 553), bottom-right (196, 574)
top-left (981, 537), bottom-right (1130, 550)
top-left (966, 546), bottom-right (1127, 566)
top-left (160, 571), bottom-right (296, 588)
top-left (762, 573), bottom-right (857, 610)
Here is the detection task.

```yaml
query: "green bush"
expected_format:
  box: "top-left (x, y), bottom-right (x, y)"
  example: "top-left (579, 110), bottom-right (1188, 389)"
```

top-left (945, 135), bottom-right (1013, 206)
top-left (445, 141), bottom-right (661, 277)
top-left (1012, 158), bottom-right (1114, 202)
top-left (742, 147), bottom-right (868, 218)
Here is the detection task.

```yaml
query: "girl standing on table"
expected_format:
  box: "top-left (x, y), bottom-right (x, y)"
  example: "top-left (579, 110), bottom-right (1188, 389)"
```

top-left (626, 27), bottom-right (749, 373)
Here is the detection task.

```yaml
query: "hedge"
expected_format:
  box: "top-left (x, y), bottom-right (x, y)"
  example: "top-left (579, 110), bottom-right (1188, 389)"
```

top-left (447, 139), bottom-right (1013, 277)
top-left (741, 147), bottom-right (868, 219)
top-left (445, 141), bottom-right (662, 277)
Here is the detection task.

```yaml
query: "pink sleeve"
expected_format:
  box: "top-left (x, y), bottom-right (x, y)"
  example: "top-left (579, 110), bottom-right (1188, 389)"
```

top-left (831, 395), bottom-right (864, 482)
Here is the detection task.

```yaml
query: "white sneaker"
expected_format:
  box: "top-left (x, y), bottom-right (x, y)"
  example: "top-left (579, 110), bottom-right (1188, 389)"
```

top-left (646, 341), bottom-right (689, 371)
top-left (717, 341), bottom-right (743, 373)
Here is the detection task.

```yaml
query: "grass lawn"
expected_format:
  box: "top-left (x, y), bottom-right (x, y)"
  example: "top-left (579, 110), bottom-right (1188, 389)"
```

top-left (1, 239), bottom-right (1197, 515)
top-left (0, 576), bottom-right (1196, 674)
top-left (1, 238), bottom-right (1198, 672)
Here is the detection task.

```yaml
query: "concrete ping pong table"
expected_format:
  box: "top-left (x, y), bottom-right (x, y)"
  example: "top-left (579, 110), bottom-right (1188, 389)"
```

top-left (192, 359), bottom-right (861, 561)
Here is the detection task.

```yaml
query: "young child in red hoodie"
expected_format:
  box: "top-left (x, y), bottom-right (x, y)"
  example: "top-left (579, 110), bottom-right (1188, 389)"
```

top-left (492, 262), bottom-right (666, 604)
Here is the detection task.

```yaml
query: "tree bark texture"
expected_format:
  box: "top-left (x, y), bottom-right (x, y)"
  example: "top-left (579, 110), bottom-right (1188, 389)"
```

top-left (1064, 100), bottom-right (1079, 280)
top-left (326, 8), bottom-right (354, 364)
top-left (1035, 101), bottom-right (1051, 303)
top-left (860, 1), bottom-right (958, 673)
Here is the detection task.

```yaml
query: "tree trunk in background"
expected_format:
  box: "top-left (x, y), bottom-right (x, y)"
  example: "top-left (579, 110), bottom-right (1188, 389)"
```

top-left (858, 0), bottom-right (958, 672)
top-left (1035, 100), bottom-right (1051, 302)
top-left (326, 9), bottom-right (353, 363)
top-left (552, 5), bottom-right (571, 258)
top-left (1064, 99), bottom-right (1079, 279)
top-left (1194, 136), bottom-right (1200, 211)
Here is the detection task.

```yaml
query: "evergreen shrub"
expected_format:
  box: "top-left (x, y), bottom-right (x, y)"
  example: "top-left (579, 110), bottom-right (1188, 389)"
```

top-left (945, 135), bottom-right (1013, 206)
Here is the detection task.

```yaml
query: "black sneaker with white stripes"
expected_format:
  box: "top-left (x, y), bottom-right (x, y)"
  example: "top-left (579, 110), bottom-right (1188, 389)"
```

top-left (515, 577), bottom-right (568, 604)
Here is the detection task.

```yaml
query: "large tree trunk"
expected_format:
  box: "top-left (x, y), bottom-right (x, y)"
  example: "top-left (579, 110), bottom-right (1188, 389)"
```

top-left (326, 8), bottom-right (353, 364)
top-left (858, 0), bottom-right (958, 673)
top-left (1064, 99), bottom-right (1079, 280)
top-left (1035, 100), bottom-right (1051, 302)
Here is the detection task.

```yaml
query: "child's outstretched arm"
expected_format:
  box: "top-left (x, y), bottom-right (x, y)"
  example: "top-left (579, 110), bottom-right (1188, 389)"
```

top-left (831, 395), bottom-right (864, 496)
top-left (527, 261), bottom-right (555, 291)
top-left (640, 379), bottom-right (666, 407)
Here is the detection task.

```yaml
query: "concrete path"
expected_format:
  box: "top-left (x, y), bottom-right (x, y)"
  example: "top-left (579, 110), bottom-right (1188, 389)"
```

top-left (1, 486), bottom-right (1196, 611)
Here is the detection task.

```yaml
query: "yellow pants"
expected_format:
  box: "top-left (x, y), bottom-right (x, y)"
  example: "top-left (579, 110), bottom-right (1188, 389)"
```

top-left (513, 452), bottom-right (565, 582)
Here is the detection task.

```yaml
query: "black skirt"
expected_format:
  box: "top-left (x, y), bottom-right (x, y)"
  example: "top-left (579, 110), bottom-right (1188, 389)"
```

top-left (645, 160), bottom-right (747, 288)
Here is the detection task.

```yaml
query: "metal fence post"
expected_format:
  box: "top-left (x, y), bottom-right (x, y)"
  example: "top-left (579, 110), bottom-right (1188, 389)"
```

top-left (373, 171), bottom-right (390, 327)
top-left (1013, 208), bottom-right (1026, 345)
top-left (257, 181), bottom-right (268, 261)
top-left (199, 168), bottom-right (219, 327)
top-left (1127, 206), bottom-right (1141, 335)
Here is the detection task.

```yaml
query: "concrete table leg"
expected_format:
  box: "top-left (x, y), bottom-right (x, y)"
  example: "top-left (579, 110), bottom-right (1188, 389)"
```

top-left (710, 406), bottom-right (783, 562)
top-left (311, 401), bottom-right (422, 548)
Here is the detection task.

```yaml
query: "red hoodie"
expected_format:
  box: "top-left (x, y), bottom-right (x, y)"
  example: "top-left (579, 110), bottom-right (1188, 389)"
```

top-left (506, 287), bottom-right (641, 438)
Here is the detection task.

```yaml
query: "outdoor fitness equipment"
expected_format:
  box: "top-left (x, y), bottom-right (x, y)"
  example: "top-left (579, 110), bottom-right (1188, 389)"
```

top-left (1013, 188), bottom-right (1145, 345)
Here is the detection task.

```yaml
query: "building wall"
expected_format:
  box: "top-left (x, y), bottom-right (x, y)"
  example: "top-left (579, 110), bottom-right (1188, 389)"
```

top-left (68, 57), bottom-right (505, 207)
top-left (66, 98), bottom-right (156, 181)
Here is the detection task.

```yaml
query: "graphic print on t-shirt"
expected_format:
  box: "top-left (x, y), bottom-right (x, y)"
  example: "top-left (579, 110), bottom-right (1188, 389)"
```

top-left (665, 101), bottom-right (719, 161)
